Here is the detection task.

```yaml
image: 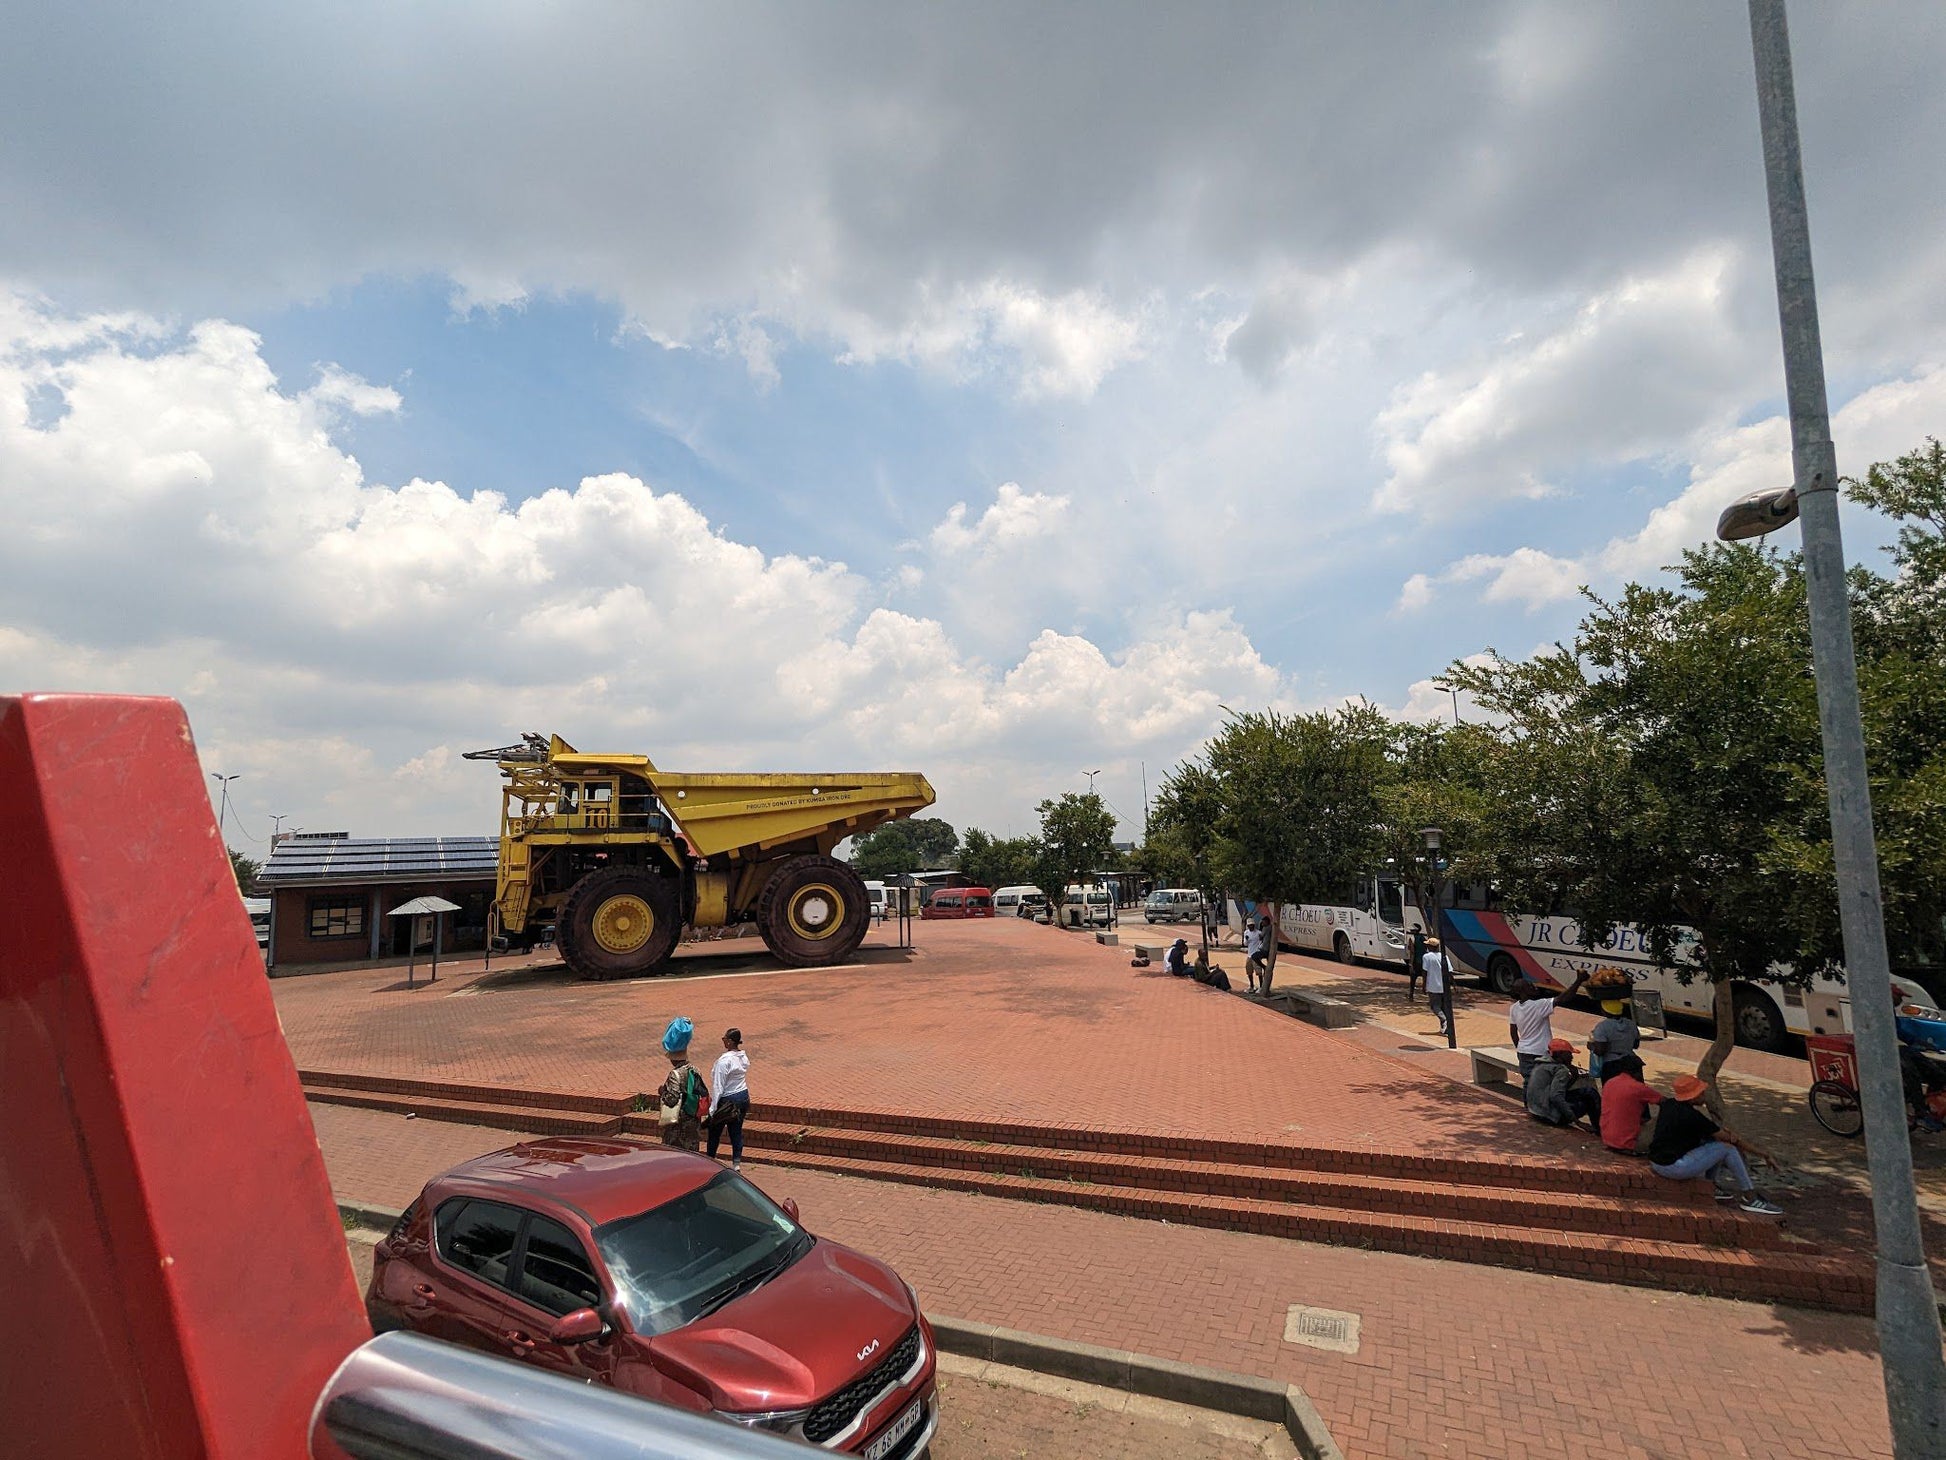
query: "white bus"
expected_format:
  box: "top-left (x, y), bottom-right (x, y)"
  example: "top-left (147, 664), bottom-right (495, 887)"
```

top-left (1236, 880), bottom-right (1938, 1051)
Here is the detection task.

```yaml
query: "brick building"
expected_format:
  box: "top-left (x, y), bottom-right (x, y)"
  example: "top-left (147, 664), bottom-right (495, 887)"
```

top-left (259, 833), bottom-right (497, 971)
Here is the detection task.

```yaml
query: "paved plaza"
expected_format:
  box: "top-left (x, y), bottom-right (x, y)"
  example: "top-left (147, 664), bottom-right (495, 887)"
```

top-left (283, 917), bottom-right (1921, 1458)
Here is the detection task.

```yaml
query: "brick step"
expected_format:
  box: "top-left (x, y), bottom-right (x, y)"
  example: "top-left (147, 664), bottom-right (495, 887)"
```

top-left (296, 1065), bottom-right (1702, 1206)
top-left (303, 1084), bottom-right (624, 1137)
top-left (704, 1120), bottom-right (1782, 1250)
top-left (751, 1148), bottom-right (1872, 1314)
top-left (300, 1068), bottom-right (636, 1117)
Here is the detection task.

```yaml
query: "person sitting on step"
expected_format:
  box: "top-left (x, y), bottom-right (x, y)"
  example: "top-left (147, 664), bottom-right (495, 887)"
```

top-left (1648, 1075), bottom-right (1783, 1217)
top-left (1524, 1038), bottom-right (1601, 1133)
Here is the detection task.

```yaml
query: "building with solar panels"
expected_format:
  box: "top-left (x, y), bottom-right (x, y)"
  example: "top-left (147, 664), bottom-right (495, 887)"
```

top-left (257, 832), bottom-right (499, 971)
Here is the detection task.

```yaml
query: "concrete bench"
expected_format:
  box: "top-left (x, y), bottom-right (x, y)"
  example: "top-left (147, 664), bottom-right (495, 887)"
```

top-left (1095, 931), bottom-right (1119, 947)
top-left (1133, 943), bottom-right (1171, 962)
top-left (1470, 1046), bottom-right (1525, 1091)
top-left (1265, 988), bottom-right (1357, 1030)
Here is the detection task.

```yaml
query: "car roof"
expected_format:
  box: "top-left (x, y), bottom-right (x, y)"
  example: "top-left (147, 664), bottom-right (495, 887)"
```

top-left (431, 1136), bottom-right (721, 1228)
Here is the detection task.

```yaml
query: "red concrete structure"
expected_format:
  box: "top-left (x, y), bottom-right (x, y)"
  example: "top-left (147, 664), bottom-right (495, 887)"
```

top-left (0, 694), bottom-right (369, 1458)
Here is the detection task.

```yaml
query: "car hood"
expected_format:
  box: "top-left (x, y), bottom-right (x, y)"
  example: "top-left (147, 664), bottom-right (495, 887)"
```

top-left (647, 1239), bottom-right (918, 1415)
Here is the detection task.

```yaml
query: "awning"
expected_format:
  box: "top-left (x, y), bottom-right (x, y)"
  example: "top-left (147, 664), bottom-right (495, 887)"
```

top-left (388, 896), bottom-right (463, 917)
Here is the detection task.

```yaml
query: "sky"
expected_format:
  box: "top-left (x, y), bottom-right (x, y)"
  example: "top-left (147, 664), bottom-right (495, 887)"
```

top-left (3, 2), bottom-right (1945, 848)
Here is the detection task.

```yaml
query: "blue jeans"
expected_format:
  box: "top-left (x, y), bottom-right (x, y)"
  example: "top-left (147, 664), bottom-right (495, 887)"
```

top-left (707, 1091), bottom-right (749, 1162)
top-left (1651, 1140), bottom-right (1752, 1191)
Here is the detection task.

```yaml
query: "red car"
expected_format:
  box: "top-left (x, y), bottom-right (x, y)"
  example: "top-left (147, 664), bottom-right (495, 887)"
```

top-left (919, 887), bottom-right (994, 919)
top-left (366, 1137), bottom-right (938, 1458)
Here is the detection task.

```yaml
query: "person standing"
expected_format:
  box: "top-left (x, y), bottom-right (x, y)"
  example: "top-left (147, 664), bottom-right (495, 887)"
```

top-left (1406, 926), bottom-right (1427, 1004)
top-left (1507, 971), bottom-right (1592, 1080)
top-left (1244, 920), bottom-right (1269, 995)
top-left (1420, 937), bottom-right (1452, 1038)
top-left (707, 1027), bottom-right (751, 1170)
top-left (656, 1016), bottom-right (707, 1151)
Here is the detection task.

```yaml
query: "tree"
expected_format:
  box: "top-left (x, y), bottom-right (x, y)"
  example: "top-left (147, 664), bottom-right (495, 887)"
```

top-left (846, 817), bottom-right (959, 878)
top-left (1446, 545), bottom-right (1829, 1098)
top-left (229, 848), bottom-right (261, 894)
top-left (959, 829), bottom-right (1044, 891)
top-left (1201, 704), bottom-right (1397, 991)
top-left (1373, 721), bottom-right (1494, 940)
top-left (1034, 793), bottom-right (1120, 898)
top-left (1141, 761), bottom-right (1222, 893)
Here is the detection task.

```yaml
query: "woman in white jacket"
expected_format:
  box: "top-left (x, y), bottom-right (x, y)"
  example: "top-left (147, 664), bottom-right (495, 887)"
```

top-left (707, 1027), bottom-right (751, 1170)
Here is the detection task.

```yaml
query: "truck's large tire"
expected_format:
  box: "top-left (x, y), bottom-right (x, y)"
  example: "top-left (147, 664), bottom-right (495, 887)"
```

top-left (559, 866), bottom-right (682, 980)
top-left (757, 855), bottom-right (871, 967)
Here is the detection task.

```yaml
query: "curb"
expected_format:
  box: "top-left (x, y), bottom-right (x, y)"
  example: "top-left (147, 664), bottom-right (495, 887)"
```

top-left (339, 1199), bottom-right (403, 1230)
top-left (927, 1315), bottom-right (1343, 1460)
top-left (335, 1204), bottom-right (1344, 1457)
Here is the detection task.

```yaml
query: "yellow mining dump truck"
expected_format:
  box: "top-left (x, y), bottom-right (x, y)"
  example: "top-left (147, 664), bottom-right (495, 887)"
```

top-left (463, 734), bottom-right (934, 979)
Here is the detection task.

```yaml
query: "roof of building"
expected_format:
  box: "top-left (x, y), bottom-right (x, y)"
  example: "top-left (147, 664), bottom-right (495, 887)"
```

top-left (259, 836), bottom-right (498, 886)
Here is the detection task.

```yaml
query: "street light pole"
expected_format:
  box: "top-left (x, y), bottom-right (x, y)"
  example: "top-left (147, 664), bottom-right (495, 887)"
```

top-left (1744, 4), bottom-right (1946, 1450)
top-left (210, 773), bottom-right (240, 844)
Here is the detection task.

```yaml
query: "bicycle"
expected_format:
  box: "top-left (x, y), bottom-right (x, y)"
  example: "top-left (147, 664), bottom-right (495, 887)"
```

top-left (1806, 1030), bottom-right (1946, 1138)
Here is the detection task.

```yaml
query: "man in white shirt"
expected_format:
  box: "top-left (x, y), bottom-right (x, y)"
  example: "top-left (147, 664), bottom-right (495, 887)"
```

top-left (1244, 922), bottom-right (1269, 994)
top-left (1507, 971), bottom-right (1592, 1079)
top-left (1420, 938), bottom-right (1452, 1037)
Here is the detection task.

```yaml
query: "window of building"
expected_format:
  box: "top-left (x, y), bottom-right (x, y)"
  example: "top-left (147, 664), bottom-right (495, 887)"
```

top-left (307, 897), bottom-right (366, 938)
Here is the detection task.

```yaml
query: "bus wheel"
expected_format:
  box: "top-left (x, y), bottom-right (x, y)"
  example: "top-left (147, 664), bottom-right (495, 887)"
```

top-left (1333, 932), bottom-right (1353, 965)
top-left (1732, 986), bottom-right (1788, 1052)
top-left (1487, 953), bottom-right (1521, 997)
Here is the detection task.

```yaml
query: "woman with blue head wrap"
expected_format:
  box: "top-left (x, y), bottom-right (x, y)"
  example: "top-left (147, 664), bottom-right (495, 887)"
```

top-left (656, 1016), bottom-right (705, 1149)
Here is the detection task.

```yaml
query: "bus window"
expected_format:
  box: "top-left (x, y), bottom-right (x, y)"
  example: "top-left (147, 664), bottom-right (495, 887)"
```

top-left (1375, 881), bottom-right (1404, 926)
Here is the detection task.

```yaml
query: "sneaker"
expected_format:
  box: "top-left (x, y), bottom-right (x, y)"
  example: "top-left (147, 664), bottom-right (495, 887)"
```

top-left (732, 1161), bottom-right (742, 1172)
top-left (1738, 1194), bottom-right (1784, 1217)
top-left (1714, 1189), bottom-right (1740, 1203)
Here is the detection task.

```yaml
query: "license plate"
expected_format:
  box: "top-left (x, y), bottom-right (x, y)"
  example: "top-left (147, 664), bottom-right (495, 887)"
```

top-left (862, 1397), bottom-right (923, 1460)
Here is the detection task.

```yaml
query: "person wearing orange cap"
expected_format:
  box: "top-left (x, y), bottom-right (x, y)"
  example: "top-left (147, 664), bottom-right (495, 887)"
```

top-left (1523, 1038), bottom-right (1601, 1132)
top-left (1647, 1075), bottom-right (1782, 1216)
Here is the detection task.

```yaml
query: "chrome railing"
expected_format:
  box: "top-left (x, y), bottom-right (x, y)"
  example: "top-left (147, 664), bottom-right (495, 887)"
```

top-left (311, 1331), bottom-right (814, 1460)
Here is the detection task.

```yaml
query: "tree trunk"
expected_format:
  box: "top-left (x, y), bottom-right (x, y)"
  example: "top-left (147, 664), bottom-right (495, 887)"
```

top-left (1696, 979), bottom-right (1736, 1120)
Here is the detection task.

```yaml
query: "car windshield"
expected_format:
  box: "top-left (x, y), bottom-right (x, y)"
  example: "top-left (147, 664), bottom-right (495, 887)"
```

top-left (595, 1171), bottom-right (812, 1336)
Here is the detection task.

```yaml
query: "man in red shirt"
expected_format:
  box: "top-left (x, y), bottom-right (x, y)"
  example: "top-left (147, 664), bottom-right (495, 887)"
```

top-left (1599, 1054), bottom-right (1663, 1154)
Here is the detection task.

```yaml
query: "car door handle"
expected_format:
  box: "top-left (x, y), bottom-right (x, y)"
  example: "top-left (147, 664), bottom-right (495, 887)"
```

top-left (410, 1284), bottom-right (436, 1302)
top-left (502, 1329), bottom-right (537, 1352)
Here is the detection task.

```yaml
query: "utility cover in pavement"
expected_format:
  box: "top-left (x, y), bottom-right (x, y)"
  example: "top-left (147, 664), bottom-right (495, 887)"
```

top-left (1284, 1305), bottom-right (1360, 1354)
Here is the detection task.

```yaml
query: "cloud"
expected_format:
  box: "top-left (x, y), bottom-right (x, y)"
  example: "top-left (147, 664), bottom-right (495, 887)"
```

top-left (0, 295), bottom-right (1291, 835)
top-left (1374, 248), bottom-right (1761, 516)
top-left (1401, 361), bottom-right (1946, 613)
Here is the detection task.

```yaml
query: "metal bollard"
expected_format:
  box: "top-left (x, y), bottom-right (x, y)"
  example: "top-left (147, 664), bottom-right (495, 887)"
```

top-left (311, 1331), bottom-right (818, 1460)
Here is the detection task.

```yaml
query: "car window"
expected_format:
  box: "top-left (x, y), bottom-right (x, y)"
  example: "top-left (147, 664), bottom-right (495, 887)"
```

top-left (518, 1215), bottom-right (604, 1317)
top-left (436, 1199), bottom-right (522, 1291)
top-left (596, 1171), bottom-right (808, 1337)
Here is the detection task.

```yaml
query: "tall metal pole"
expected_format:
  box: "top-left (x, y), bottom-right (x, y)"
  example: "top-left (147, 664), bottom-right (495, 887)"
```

top-left (1746, 5), bottom-right (1946, 1451)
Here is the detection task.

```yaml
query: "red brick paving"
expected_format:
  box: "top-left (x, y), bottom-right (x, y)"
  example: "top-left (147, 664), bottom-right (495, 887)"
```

top-left (273, 919), bottom-right (1615, 1165)
top-left (312, 1102), bottom-right (1893, 1460)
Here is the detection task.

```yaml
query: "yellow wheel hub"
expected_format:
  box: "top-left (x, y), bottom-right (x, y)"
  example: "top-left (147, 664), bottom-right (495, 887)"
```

top-left (786, 883), bottom-right (845, 941)
top-left (592, 894), bottom-right (655, 954)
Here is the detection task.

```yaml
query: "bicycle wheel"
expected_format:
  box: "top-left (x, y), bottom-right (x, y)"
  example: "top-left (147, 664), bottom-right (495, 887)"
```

top-left (1809, 1079), bottom-right (1865, 1138)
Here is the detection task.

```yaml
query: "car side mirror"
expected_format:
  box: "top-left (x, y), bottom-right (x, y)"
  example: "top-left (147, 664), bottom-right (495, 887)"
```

top-left (782, 1198), bottom-right (801, 1223)
top-left (548, 1307), bottom-right (605, 1345)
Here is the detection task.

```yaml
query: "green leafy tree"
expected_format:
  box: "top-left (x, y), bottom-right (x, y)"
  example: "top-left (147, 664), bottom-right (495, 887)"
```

top-left (1374, 722), bottom-right (1494, 939)
top-left (959, 829), bottom-right (1045, 891)
top-left (1034, 793), bottom-right (1120, 898)
top-left (1201, 704), bottom-right (1397, 990)
top-left (847, 817), bottom-right (959, 878)
top-left (229, 848), bottom-right (261, 894)
top-left (1141, 761), bottom-right (1222, 892)
top-left (1446, 545), bottom-right (1829, 1094)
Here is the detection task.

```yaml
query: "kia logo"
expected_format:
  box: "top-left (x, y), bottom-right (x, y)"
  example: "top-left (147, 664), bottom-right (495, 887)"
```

top-left (856, 1338), bottom-right (879, 1362)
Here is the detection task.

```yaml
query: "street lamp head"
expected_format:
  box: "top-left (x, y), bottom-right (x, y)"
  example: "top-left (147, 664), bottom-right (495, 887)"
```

top-left (1419, 826), bottom-right (1443, 853)
top-left (1715, 485), bottom-right (1799, 542)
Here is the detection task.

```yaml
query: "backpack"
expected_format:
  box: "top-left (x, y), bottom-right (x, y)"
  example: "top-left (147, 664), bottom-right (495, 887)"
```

top-left (684, 1066), bottom-right (710, 1124)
